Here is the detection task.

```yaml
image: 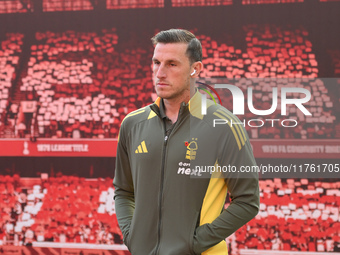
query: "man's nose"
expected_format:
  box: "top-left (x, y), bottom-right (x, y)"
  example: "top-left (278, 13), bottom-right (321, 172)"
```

top-left (156, 64), bottom-right (166, 79)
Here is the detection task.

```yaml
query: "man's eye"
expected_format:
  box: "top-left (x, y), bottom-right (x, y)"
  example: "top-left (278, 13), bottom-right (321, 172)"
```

top-left (170, 63), bottom-right (176, 66)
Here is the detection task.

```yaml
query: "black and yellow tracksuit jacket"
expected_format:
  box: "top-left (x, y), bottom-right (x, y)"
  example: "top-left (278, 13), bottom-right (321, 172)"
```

top-left (113, 91), bottom-right (260, 255)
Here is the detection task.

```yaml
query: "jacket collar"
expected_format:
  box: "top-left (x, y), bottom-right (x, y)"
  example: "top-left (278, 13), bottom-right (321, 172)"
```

top-left (150, 90), bottom-right (204, 120)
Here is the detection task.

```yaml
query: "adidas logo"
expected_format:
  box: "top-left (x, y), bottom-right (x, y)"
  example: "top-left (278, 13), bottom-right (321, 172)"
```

top-left (135, 141), bottom-right (148, 154)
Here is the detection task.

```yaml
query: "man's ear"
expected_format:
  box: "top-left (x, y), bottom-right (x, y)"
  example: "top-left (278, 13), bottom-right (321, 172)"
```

top-left (190, 61), bottom-right (203, 78)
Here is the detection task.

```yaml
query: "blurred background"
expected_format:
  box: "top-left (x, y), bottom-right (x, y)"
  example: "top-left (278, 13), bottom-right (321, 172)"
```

top-left (0, 0), bottom-right (339, 254)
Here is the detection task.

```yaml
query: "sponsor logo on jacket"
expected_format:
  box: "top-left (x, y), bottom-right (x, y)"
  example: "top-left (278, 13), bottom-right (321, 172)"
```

top-left (177, 162), bottom-right (202, 176)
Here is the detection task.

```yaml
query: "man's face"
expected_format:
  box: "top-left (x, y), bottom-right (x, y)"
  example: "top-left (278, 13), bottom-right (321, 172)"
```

top-left (152, 42), bottom-right (192, 100)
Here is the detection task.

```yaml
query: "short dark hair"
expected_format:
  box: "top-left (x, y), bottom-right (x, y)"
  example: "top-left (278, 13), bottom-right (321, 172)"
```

top-left (151, 29), bottom-right (202, 64)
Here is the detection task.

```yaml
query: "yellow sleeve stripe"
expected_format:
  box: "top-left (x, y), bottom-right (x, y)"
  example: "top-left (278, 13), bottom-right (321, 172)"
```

top-left (148, 110), bottom-right (157, 119)
top-left (127, 109), bottom-right (145, 118)
top-left (213, 112), bottom-right (242, 150)
top-left (200, 161), bottom-right (229, 255)
top-left (120, 109), bottom-right (145, 127)
top-left (216, 109), bottom-right (247, 146)
top-left (118, 109), bottom-right (146, 142)
top-left (225, 111), bottom-right (247, 144)
top-left (200, 162), bottom-right (227, 223)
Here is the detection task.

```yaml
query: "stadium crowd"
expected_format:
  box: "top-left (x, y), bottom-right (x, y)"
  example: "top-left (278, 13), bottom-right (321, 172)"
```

top-left (229, 178), bottom-right (340, 253)
top-left (1, 174), bottom-right (339, 252)
top-left (0, 25), bottom-right (338, 140)
top-left (0, 175), bottom-right (122, 246)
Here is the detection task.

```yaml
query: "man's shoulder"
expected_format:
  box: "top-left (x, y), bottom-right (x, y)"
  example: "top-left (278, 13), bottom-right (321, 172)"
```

top-left (204, 100), bottom-right (242, 124)
top-left (120, 104), bottom-right (155, 128)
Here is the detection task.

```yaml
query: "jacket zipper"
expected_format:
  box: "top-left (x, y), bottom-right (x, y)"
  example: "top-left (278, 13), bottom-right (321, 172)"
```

top-left (154, 105), bottom-right (188, 255)
top-left (154, 134), bottom-right (169, 255)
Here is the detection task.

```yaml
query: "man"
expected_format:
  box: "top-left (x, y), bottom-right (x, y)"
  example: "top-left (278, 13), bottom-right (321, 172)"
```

top-left (113, 29), bottom-right (259, 255)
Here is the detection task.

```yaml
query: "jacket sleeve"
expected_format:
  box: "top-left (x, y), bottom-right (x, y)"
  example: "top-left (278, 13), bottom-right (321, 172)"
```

top-left (193, 128), bottom-right (260, 254)
top-left (113, 121), bottom-right (135, 247)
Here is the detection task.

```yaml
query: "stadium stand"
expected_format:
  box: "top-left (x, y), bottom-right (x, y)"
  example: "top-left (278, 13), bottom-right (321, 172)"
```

top-left (199, 25), bottom-right (318, 79)
top-left (0, 33), bottom-right (24, 138)
top-left (328, 49), bottom-right (340, 77)
top-left (172, 0), bottom-right (232, 7)
top-left (172, 0), bottom-right (309, 7)
top-left (242, 0), bottom-right (304, 4)
top-left (106, 0), bottom-right (164, 9)
top-left (0, 1), bottom-right (33, 14)
top-left (0, 25), bottom-right (338, 139)
top-left (326, 49), bottom-right (340, 138)
top-left (0, 0), bottom-right (339, 14)
top-left (43, 0), bottom-right (93, 12)
top-left (1, 174), bottom-right (339, 252)
top-left (198, 25), bottom-right (336, 138)
top-left (0, 175), bottom-right (122, 246)
top-left (226, 178), bottom-right (340, 253)
top-left (18, 29), bottom-right (154, 139)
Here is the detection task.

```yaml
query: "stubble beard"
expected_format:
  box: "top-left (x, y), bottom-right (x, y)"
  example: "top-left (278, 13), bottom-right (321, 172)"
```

top-left (155, 78), bottom-right (191, 101)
